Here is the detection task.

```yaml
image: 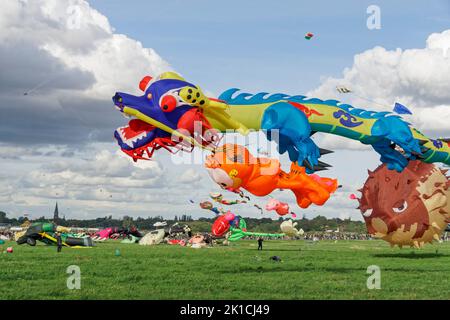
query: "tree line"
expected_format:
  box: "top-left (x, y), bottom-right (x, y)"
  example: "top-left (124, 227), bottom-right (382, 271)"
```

top-left (0, 211), bottom-right (367, 233)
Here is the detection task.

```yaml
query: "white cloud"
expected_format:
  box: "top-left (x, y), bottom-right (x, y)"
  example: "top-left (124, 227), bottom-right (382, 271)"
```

top-left (0, 0), bottom-right (171, 145)
top-left (179, 168), bottom-right (203, 184)
top-left (25, 149), bottom-right (165, 190)
top-left (316, 135), bottom-right (371, 151)
top-left (33, 0), bottom-right (171, 96)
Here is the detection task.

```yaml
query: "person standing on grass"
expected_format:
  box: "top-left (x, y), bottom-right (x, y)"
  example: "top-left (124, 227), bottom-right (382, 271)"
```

top-left (257, 237), bottom-right (263, 250)
top-left (55, 232), bottom-right (62, 253)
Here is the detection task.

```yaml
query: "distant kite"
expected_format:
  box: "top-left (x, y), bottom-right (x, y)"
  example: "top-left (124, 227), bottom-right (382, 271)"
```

top-left (393, 102), bottom-right (413, 115)
top-left (23, 75), bottom-right (58, 96)
top-left (254, 204), bottom-right (263, 214)
top-left (305, 32), bottom-right (314, 40)
top-left (336, 86), bottom-right (352, 94)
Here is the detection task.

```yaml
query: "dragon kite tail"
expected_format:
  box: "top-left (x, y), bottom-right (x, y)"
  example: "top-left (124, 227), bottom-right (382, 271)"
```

top-left (410, 133), bottom-right (450, 165)
top-left (278, 162), bottom-right (339, 209)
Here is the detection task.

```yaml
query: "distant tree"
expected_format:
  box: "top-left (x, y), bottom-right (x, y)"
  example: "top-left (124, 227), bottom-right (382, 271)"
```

top-left (0, 211), bottom-right (7, 223)
top-left (122, 215), bottom-right (133, 228)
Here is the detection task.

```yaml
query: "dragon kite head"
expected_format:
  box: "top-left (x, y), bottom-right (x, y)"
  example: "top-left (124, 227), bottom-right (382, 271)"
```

top-left (112, 72), bottom-right (224, 161)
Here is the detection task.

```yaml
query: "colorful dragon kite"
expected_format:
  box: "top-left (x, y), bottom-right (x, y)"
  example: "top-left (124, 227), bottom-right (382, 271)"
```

top-left (113, 72), bottom-right (450, 172)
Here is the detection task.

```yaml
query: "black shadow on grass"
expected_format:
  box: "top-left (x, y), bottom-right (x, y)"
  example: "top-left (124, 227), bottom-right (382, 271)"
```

top-left (221, 265), bottom-right (450, 274)
top-left (221, 266), bottom-right (358, 274)
top-left (244, 248), bottom-right (303, 252)
top-left (372, 252), bottom-right (448, 259)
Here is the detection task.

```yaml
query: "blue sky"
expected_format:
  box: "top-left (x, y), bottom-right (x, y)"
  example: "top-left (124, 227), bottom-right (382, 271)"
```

top-left (89, 0), bottom-right (450, 94)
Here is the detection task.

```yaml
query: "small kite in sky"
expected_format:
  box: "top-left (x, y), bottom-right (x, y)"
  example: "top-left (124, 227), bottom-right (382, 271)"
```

top-left (336, 86), bottom-right (352, 94)
top-left (393, 102), bottom-right (413, 115)
top-left (254, 204), bottom-right (263, 214)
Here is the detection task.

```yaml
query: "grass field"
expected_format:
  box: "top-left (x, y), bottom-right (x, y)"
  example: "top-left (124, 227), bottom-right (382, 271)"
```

top-left (1, 239), bottom-right (449, 300)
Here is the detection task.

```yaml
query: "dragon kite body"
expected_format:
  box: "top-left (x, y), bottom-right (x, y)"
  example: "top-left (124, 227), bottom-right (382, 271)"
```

top-left (113, 72), bottom-right (450, 172)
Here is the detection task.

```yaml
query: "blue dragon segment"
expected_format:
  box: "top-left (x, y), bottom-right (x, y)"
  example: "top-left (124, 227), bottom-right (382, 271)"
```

top-left (112, 71), bottom-right (450, 171)
top-left (262, 102), bottom-right (321, 171)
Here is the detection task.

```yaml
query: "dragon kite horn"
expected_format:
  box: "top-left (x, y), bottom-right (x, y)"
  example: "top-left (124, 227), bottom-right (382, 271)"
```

top-left (139, 75), bottom-right (153, 92)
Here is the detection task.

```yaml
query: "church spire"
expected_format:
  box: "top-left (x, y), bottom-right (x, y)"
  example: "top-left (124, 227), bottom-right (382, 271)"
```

top-left (53, 202), bottom-right (59, 222)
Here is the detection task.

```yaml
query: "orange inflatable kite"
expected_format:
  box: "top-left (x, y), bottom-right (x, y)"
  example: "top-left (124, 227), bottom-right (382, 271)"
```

top-left (205, 144), bottom-right (338, 208)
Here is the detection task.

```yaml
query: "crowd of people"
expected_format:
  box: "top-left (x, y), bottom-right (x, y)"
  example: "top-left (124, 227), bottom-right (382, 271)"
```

top-left (2, 229), bottom-right (450, 243)
top-left (0, 230), bottom-right (13, 240)
top-left (242, 232), bottom-right (373, 241)
top-left (303, 232), bottom-right (373, 241)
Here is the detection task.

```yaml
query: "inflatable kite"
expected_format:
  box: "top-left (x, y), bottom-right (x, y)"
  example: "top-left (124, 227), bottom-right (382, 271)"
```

top-left (188, 233), bottom-right (212, 248)
top-left (393, 102), bottom-right (413, 115)
top-left (94, 226), bottom-right (142, 240)
top-left (254, 204), bottom-right (263, 214)
top-left (199, 201), bottom-right (223, 215)
top-left (168, 239), bottom-right (187, 246)
top-left (211, 212), bottom-right (241, 237)
top-left (265, 199), bottom-right (297, 218)
top-left (355, 160), bottom-right (449, 248)
top-left (205, 144), bottom-right (338, 208)
top-left (189, 234), bottom-right (205, 244)
top-left (139, 229), bottom-right (165, 246)
top-left (121, 235), bottom-right (141, 244)
top-left (305, 32), bottom-right (314, 40)
top-left (228, 217), bottom-right (284, 241)
top-left (168, 223), bottom-right (192, 238)
top-left (280, 219), bottom-right (304, 237)
top-left (15, 223), bottom-right (94, 248)
top-left (153, 221), bottom-right (167, 228)
top-left (112, 72), bottom-right (450, 172)
top-left (211, 213), bottom-right (284, 241)
top-left (209, 192), bottom-right (247, 205)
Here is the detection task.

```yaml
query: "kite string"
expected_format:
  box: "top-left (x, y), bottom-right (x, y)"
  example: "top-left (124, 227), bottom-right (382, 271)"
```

top-left (346, 92), bottom-right (391, 110)
top-left (25, 75), bottom-right (58, 94)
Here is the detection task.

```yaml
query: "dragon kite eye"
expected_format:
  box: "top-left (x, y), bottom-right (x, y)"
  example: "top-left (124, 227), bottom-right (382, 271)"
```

top-left (160, 95), bottom-right (177, 112)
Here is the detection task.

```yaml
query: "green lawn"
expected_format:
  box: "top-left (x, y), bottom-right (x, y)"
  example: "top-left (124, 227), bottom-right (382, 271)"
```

top-left (1, 240), bottom-right (449, 300)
